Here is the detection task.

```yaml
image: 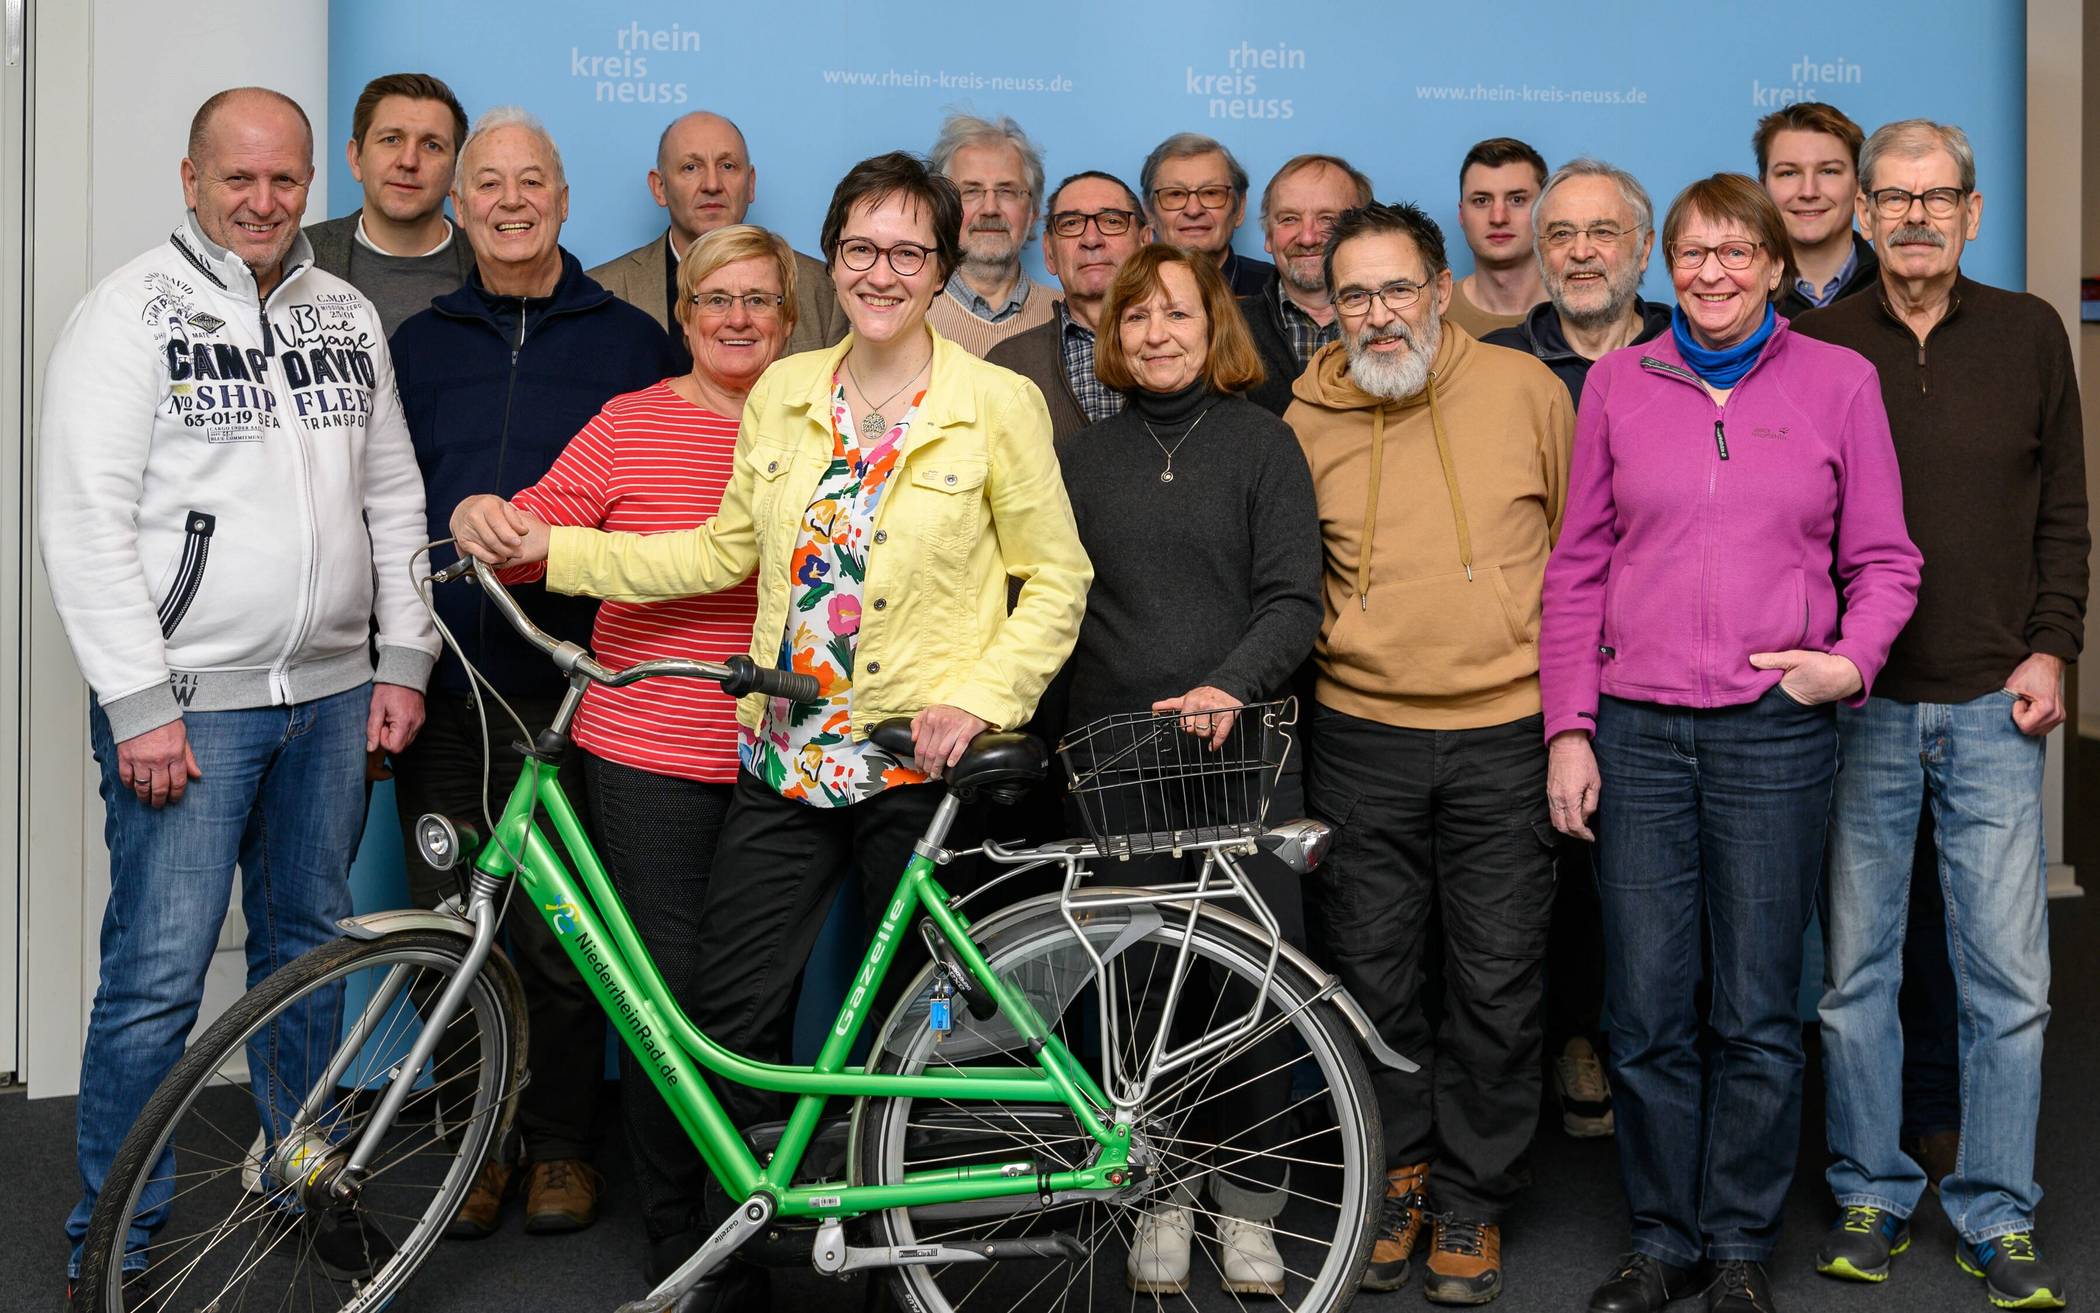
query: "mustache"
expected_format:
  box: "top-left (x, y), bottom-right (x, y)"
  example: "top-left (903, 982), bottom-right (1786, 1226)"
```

top-left (1354, 323), bottom-right (1418, 351)
top-left (1889, 223), bottom-right (1947, 247)
top-left (969, 218), bottom-right (1011, 233)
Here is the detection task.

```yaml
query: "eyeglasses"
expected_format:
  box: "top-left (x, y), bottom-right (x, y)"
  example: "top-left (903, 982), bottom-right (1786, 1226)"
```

top-left (1542, 223), bottom-right (1639, 249)
top-left (689, 292), bottom-right (784, 318)
top-left (1867, 186), bottom-right (1968, 219)
top-left (1669, 240), bottom-right (1765, 271)
top-left (837, 238), bottom-right (932, 276)
top-left (958, 185), bottom-right (1028, 207)
top-left (1333, 280), bottom-right (1425, 317)
top-left (1150, 184), bottom-right (1236, 212)
top-left (1048, 208), bottom-right (1141, 238)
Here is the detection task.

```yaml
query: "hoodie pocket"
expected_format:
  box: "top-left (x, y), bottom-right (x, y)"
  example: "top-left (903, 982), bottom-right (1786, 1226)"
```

top-left (156, 510), bottom-right (218, 640)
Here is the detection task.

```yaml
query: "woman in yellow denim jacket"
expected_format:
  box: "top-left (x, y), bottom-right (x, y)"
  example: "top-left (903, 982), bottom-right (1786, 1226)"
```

top-left (462, 154), bottom-right (1088, 1282)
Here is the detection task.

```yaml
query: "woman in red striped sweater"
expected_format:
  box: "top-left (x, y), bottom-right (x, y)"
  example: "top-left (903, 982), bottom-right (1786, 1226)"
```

top-left (449, 223), bottom-right (796, 1281)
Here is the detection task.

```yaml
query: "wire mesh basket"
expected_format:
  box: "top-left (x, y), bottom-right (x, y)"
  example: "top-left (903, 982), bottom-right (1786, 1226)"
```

top-left (1058, 698), bottom-right (1295, 858)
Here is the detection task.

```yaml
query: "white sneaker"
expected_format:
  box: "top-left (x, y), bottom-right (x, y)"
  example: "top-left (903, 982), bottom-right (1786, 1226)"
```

top-left (1554, 1036), bottom-right (1616, 1137)
top-left (1126, 1204), bottom-right (1193, 1293)
top-left (1217, 1214), bottom-right (1287, 1296)
top-left (241, 1125), bottom-right (267, 1195)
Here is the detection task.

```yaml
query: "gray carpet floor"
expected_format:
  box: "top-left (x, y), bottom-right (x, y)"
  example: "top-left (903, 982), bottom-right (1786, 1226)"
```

top-left (12, 744), bottom-right (2100, 1313)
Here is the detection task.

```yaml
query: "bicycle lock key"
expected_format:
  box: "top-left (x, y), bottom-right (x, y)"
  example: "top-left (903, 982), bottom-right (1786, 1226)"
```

top-left (928, 971), bottom-right (954, 1038)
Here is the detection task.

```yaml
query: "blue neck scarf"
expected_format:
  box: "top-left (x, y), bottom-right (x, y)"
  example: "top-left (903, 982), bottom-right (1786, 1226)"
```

top-left (1671, 304), bottom-right (1775, 388)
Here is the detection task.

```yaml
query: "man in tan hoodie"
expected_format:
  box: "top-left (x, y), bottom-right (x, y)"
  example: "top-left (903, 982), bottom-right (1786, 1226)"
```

top-left (1286, 200), bottom-right (1573, 1306)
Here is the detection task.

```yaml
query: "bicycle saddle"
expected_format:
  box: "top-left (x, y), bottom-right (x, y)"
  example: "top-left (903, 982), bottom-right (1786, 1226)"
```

top-left (868, 718), bottom-right (1048, 805)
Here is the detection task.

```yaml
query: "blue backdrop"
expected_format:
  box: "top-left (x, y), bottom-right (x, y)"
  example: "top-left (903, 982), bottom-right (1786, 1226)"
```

top-left (332, 2), bottom-right (2025, 1055)
top-left (329, 2), bottom-right (2028, 295)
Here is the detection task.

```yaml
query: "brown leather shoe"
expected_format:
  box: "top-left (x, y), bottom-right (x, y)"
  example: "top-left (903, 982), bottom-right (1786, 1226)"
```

top-left (1908, 1130), bottom-right (1959, 1195)
top-left (523, 1158), bottom-right (604, 1234)
top-left (1362, 1162), bottom-right (1431, 1291)
top-left (1424, 1216), bottom-right (1503, 1305)
top-left (444, 1159), bottom-right (513, 1239)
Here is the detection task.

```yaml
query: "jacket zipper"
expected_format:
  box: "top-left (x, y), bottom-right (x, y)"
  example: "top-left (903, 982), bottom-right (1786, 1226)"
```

top-left (1638, 349), bottom-right (1782, 703)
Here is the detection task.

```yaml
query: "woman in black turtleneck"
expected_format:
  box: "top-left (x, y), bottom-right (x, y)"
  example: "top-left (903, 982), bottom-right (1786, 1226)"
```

top-left (1061, 243), bottom-right (1323, 1296)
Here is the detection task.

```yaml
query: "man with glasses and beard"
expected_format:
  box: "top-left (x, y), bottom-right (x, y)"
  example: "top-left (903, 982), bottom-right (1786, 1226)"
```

top-left (927, 113), bottom-right (1055, 356)
top-left (1485, 159), bottom-right (1669, 400)
top-left (1793, 120), bottom-right (2087, 1310)
top-left (1482, 158), bottom-right (1668, 1155)
top-left (1284, 201), bottom-right (1572, 1306)
top-left (1242, 153), bottom-right (1373, 415)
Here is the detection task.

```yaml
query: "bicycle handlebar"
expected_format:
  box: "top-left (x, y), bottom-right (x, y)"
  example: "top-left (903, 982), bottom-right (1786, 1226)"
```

top-left (439, 555), bottom-right (821, 703)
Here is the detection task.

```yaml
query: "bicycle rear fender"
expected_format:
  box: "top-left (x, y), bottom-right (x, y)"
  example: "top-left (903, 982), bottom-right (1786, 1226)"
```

top-left (923, 890), bottom-right (1420, 1076)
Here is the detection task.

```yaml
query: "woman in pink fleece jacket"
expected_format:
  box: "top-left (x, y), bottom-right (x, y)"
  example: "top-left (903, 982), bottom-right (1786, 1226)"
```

top-left (1538, 175), bottom-right (1919, 1313)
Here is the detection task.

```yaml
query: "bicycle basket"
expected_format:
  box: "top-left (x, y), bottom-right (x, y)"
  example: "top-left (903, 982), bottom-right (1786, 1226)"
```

top-left (1058, 698), bottom-right (1295, 858)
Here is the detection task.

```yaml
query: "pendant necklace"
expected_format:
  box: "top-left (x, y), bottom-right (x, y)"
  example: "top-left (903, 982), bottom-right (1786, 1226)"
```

top-left (1142, 404), bottom-right (1212, 483)
top-left (845, 355), bottom-right (927, 440)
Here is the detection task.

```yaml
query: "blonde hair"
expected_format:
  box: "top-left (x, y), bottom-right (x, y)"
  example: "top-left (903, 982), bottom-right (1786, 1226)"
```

top-left (673, 223), bottom-right (799, 339)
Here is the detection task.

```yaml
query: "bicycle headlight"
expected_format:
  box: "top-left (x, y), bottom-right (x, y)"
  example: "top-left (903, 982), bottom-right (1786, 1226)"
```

top-left (415, 814), bottom-right (468, 871)
top-left (1258, 819), bottom-right (1332, 875)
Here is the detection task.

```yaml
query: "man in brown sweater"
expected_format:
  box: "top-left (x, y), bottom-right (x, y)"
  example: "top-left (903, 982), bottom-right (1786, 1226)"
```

top-left (1286, 201), bottom-right (1573, 1306)
top-left (1793, 120), bottom-right (2086, 1309)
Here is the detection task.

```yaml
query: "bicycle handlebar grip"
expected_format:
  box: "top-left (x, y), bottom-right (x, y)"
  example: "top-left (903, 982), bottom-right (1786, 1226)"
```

top-left (720, 654), bottom-right (820, 703)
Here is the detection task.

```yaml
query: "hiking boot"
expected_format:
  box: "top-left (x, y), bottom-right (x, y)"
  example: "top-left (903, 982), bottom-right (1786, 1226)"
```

top-left (523, 1158), bottom-right (603, 1233)
top-left (1216, 1215), bottom-right (1285, 1296)
top-left (1706, 1259), bottom-right (1778, 1312)
top-left (1958, 1232), bottom-right (2067, 1309)
top-left (1588, 1252), bottom-right (1704, 1312)
top-left (1555, 1036), bottom-right (1616, 1137)
top-left (1125, 1204), bottom-right (1192, 1293)
top-left (1816, 1204), bottom-right (1910, 1282)
top-left (444, 1159), bottom-right (513, 1239)
top-left (1362, 1162), bottom-right (1430, 1292)
top-left (1425, 1217), bottom-right (1502, 1305)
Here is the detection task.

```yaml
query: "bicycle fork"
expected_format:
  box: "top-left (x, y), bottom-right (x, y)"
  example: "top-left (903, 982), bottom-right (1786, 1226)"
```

top-left (269, 873), bottom-right (506, 1207)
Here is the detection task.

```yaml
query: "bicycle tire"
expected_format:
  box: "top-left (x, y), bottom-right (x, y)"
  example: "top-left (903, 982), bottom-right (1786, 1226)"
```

top-left (852, 896), bottom-right (1381, 1313)
top-left (73, 928), bottom-right (524, 1313)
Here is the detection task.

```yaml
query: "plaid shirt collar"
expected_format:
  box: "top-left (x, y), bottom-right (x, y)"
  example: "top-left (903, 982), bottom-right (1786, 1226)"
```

top-left (943, 268), bottom-right (1035, 324)
top-left (1277, 277), bottom-right (1339, 368)
top-left (1057, 301), bottom-right (1123, 425)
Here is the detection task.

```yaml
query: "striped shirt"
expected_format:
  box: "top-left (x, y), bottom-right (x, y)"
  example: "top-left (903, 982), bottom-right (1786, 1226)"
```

top-left (506, 380), bottom-right (758, 782)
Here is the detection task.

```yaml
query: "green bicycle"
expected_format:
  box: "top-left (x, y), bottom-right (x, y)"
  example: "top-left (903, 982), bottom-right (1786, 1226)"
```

top-left (75, 556), bottom-right (1414, 1313)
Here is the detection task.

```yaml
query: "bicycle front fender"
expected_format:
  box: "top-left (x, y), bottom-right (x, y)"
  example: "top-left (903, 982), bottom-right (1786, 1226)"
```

top-left (336, 906), bottom-right (476, 940)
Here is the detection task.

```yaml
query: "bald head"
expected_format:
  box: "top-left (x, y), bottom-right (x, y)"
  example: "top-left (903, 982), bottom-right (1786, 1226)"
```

top-left (187, 87), bottom-right (313, 170)
top-left (650, 111), bottom-right (756, 247)
top-left (656, 111), bottom-right (746, 174)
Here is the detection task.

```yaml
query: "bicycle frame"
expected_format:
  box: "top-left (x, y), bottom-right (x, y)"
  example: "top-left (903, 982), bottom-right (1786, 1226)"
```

top-left (419, 755), bottom-right (1133, 1220)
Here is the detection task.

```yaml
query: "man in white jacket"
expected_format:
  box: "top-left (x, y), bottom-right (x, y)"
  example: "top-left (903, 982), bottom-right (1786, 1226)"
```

top-left (38, 86), bottom-right (439, 1294)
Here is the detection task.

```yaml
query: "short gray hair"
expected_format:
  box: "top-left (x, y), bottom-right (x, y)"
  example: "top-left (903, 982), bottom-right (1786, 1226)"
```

top-left (457, 105), bottom-right (565, 187)
top-left (929, 113), bottom-right (1045, 205)
top-left (1858, 118), bottom-right (1976, 193)
top-left (1532, 157), bottom-right (1654, 241)
top-left (1140, 132), bottom-right (1249, 203)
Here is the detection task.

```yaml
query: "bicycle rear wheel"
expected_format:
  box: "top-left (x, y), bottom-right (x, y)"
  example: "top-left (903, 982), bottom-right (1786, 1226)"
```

top-left (853, 897), bottom-right (1381, 1313)
top-left (73, 928), bottom-right (523, 1313)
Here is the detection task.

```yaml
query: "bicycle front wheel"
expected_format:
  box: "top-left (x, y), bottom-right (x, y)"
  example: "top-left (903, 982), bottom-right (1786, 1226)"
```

top-left (73, 928), bottom-right (523, 1313)
top-left (854, 897), bottom-right (1381, 1313)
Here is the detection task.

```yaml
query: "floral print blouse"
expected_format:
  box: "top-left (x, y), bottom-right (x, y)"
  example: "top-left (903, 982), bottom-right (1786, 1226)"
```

top-left (739, 380), bottom-right (932, 806)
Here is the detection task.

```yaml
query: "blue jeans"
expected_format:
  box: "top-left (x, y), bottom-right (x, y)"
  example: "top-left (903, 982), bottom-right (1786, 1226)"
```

top-left (1593, 688), bottom-right (1836, 1265)
top-left (68, 685), bottom-right (370, 1277)
top-left (1821, 690), bottom-right (2048, 1243)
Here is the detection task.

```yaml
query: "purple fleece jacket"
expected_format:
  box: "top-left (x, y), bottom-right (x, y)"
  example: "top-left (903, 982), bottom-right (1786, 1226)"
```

top-left (1540, 318), bottom-right (1921, 741)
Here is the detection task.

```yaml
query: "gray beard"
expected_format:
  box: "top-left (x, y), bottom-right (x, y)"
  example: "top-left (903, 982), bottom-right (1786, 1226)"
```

top-left (1547, 261), bottom-right (1643, 333)
top-left (1345, 310), bottom-right (1440, 400)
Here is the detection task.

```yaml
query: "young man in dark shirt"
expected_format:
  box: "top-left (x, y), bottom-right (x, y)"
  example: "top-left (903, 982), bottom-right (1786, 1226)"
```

top-left (304, 73), bottom-right (475, 335)
top-left (1794, 119), bottom-right (2087, 1311)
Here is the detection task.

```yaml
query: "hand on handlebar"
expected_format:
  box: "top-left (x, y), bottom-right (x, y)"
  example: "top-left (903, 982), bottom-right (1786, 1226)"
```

top-left (450, 495), bottom-right (550, 568)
